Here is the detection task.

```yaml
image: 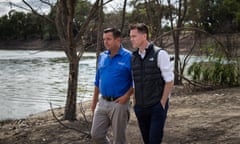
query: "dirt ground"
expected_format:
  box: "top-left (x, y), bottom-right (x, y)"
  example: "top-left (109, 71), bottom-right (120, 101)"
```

top-left (0, 86), bottom-right (240, 144)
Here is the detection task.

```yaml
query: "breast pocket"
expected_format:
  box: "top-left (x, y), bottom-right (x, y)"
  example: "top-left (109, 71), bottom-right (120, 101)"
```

top-left (115, 62), bottom-right (129, 74)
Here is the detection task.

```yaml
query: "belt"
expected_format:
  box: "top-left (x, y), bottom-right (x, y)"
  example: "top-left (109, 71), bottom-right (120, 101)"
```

top-left (102, 96), bottom-right (118, 102)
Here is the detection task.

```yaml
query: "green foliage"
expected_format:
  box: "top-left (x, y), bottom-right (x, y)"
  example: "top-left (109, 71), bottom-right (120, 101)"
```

top-left (187, 62), bottom-right (201, 80)
top-left (74, 0), bottom-right (92, 28)
top-left (1, 0), bottom-right (240, 41)
top-left (188, 57), bottom-right (240, 87)
top-left (128, 1), bottom-right (173, 37)
top-left (0, 11), bottom-right (50, 40)
top-left (129, 3), bottom-right (147, 24)
top-left (0, 15), bottom-right (13, 39)
top-left (44, 5), bottom-right (58, 40)
top-left (188, 35), bottom-right (240, 87)
top-left (236, 12), bottom-right (240, 31)
top-left (197, 0), bottom-right (240, 33)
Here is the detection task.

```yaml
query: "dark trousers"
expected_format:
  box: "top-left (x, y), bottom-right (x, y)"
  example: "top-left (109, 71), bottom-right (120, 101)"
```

top-left (134, 100), bottom-right (169, 144)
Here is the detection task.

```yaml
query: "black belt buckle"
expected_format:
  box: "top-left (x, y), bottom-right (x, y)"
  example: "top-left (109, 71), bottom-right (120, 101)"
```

top-left (102, 96), bottom-right (117, 102)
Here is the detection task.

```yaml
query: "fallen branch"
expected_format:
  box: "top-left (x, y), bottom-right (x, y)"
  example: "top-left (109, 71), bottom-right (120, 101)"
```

top-left (78, 101), bottom-right (91, 133)
top-left (49, 102), bottom-right (91, 137)
top-left (175, 71), bottom-right (216, 90)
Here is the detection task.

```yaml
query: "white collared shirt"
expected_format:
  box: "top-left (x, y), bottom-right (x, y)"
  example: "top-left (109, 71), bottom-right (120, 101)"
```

top-left (138, 47), bottom-right (174, 82)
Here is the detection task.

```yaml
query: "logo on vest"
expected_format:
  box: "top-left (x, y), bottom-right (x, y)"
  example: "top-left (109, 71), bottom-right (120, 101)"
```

top-left (149, 57), bottom-right (154, 61)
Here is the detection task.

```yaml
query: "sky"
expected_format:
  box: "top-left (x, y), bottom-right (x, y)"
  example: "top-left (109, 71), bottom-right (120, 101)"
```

top-left (0, 0), bottom-right (56, 16)
top-left (0, 0), bottom-right (21, 16)
top-left (0, 0), bottom-right (130, 16)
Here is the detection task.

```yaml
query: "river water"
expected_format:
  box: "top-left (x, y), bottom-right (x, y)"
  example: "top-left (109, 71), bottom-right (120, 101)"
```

top-left (0, 50), bottom-right (208, 121)
top-left (0, 50), bottom-right (96, 121)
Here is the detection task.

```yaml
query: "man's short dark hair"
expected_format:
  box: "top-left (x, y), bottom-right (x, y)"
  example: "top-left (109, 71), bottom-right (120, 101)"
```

top-left (104, 28), bottom-right (121, 38)
top-left (129, 23), bottom-right (149, 39)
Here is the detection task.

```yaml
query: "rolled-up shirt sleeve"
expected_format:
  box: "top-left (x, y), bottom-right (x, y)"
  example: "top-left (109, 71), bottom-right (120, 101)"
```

top-left (157, 50), bottom-right (174, 82)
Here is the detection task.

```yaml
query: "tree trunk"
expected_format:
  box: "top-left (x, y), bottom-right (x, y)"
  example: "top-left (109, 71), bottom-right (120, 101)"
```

top-left (174, 31), bottom-right (181, 85)
top-left (96, 0), bottom-right (103, 66)
top-left (121, 0), bottom-right (127, 33)
top-left (23, 0), bottom-right (101, 121)
top-left (167, 0), bottom-right (187, 85)
top-left (64, 58), bottom-right (79, 121)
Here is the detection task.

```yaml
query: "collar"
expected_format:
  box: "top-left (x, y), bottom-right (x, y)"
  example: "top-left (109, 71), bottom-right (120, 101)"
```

top-left (138, 42), bottom-right (151, 55)
top-left (105, 45), bottom-right (124, 56)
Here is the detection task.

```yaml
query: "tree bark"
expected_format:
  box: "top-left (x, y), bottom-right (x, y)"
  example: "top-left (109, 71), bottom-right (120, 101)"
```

top-left (121, 0), bottom-right (127, 33)
top-left (167, 0), bottom-right (187, 85)
top-left (64, 59), bottom-right (79, 120)
top-left (96, 0), bottom-right (104, 63)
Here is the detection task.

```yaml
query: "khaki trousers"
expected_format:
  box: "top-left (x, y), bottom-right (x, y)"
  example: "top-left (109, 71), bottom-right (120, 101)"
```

top-left (91, 97), bottom-right (130, 144)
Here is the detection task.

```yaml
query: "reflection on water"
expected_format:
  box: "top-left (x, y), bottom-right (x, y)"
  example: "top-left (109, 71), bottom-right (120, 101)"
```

top-left (0, 50), bottom-right (96, 120)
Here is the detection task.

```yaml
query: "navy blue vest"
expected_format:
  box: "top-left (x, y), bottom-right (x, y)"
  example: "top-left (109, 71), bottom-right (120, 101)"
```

top-left (131, 44), bottom-right (165, 108)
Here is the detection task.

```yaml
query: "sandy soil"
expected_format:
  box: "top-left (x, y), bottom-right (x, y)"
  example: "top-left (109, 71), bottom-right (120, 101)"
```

top-left (0, 86), bottom-right (240, 144)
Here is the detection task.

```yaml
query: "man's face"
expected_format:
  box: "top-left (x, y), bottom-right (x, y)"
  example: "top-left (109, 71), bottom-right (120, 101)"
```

top-left (130, 29), bottom-right (146, 49)
top-left (103, 32), bottom-right (119, 50)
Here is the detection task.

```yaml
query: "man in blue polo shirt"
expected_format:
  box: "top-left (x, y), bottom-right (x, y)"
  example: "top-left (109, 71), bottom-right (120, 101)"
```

top-left (91, 27), bottom-right (133, 144)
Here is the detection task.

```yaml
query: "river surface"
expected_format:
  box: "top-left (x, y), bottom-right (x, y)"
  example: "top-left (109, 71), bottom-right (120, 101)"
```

top-left (0, 50), bottom-right (207, 121)
top-left (0, 50), bottom-right (96, 121)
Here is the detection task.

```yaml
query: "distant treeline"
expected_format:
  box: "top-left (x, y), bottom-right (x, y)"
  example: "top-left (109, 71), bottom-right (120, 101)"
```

top-left (0, 0), bottom-right (240, 42)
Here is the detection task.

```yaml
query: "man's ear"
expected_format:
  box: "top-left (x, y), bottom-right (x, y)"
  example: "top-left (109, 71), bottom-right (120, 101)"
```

top-left (143, 33), bottom-right (147, 39)
top-left (116, 37), bottom-right (121, 42)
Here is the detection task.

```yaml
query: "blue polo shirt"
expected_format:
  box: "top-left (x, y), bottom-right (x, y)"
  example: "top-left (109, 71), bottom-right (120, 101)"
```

top-left (94, 46), bottom-right (132, 98)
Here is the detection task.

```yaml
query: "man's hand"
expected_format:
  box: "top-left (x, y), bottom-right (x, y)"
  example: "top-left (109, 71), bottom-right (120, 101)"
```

top-left (115, 95), bottom-right (129, 104)
top-left (91, 102), bottom-right (97, 113)
top-left (160, 99), bottom-right (166, 109)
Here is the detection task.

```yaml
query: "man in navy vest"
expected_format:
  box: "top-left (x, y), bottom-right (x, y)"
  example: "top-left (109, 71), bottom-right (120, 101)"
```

top-left (130, 23), bottom-right (174, 144)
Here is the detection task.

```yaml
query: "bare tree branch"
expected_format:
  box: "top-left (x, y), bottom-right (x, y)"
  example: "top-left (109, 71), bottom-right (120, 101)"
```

top-left (39, 0), bottom-right (54, 7)
top-left (174, 71), bottom-right (215, 90)
top-left (75, 0), bottom-right (100, 58)
top-left (154, 27), bottom-right (227, 56)
top-left (79, 101), bottom-right (91, 132)
top-left (49, 102), bottom-right (90, 137)
top-left (9, 2), bottom-right (30, 11)
top-left (22, 0), bottom-right (54, 24)
top-left (103, 0), bottom-right (113, 5)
